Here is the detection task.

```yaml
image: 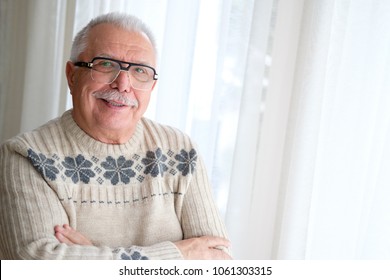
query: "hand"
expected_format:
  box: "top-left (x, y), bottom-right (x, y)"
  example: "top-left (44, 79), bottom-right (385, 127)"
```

top-left (54, 224), bottom-right (93, 246)
top-left (174, 236), bottom-right (232, 260)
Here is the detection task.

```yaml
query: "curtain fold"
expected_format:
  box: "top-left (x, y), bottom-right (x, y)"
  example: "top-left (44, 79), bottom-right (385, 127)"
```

top-left (225, 0), bottom-right (279, 260)
top-left (20, 0), bottom-right (70, 132)
top-left (0, 0), bottom-right (28, 141)
top-left (276, 0), bottom-right (390, 259)
top-left (0, 0), bottom-right (72, 142)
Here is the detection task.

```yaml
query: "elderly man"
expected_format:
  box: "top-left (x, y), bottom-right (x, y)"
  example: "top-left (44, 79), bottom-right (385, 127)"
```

top-left (0, 12), bottom-right (231, 260)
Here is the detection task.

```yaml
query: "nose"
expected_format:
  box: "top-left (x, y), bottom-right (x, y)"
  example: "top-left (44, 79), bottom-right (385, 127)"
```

top-left (110, 70), bottom-right (132, 92)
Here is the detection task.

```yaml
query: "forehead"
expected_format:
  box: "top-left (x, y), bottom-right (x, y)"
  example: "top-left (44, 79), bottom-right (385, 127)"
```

top-left (85, 23), bottom-right (156, 64)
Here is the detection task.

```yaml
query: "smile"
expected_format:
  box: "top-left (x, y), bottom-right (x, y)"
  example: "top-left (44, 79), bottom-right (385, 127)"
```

top-left (104, 99), bottom-right (127, 107)
top-left (92, 91), bottom-right (139, 108)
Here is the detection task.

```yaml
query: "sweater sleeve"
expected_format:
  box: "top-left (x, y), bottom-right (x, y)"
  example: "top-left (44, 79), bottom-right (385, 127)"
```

top-left (0, 141), bottom-right (183, 260)
top-left (179, 151), bottom-right (232, 256)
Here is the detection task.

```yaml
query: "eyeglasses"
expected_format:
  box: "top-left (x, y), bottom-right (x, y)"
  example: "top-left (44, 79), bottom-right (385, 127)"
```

top-left (74, 57), bottom-right (158, 91)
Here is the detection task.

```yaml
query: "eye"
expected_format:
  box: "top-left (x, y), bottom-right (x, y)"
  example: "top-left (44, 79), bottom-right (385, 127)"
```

top-left (101, 61), bottom-right (113, 67)
top-left (93, 59), bottom-right (117, 72)
top-left (134, 67), bottom-right (146, 74)
top-left (130, 66), bottom-right (151, 82)
top-left (98, 60), bottom-right (114, 68)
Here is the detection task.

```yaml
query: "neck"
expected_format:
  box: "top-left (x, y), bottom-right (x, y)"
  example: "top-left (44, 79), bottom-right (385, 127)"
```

top-left (71, 111), bottom-right (137, 144)
top-left (86, 125), bottom-right (137, 144)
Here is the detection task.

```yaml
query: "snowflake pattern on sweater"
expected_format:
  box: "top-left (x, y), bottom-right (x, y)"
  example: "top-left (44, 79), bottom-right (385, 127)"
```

top-left (113, 248), bottom-right (149, 260)
top-left (27, 147), bottom-right (198, 185)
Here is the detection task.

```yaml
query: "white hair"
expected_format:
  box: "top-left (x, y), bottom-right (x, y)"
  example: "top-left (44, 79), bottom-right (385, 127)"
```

top-left (70, 12), bottom-right (157, 62)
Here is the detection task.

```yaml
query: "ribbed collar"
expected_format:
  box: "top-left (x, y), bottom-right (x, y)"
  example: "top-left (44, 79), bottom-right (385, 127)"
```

top-left (60, 110), bottom-right (144, 154)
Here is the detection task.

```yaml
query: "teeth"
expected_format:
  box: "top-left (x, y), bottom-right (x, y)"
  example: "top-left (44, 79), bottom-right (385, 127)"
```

top-left (107, 100), bottom-right (124, 107)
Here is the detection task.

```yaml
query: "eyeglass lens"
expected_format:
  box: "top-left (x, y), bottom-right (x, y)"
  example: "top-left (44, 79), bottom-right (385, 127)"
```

top-left (90, 58), bottom-right (155, 90)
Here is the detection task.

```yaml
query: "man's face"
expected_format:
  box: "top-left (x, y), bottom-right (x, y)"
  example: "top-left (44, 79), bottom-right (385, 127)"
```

top-left (66, 23), bottom-right (157, 144)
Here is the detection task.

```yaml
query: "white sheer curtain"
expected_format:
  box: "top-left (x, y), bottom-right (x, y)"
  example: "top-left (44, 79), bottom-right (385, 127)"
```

top-left (0, 0), bottom-right (72, 142)
top-left (274, 0), bottom-right (390, 259)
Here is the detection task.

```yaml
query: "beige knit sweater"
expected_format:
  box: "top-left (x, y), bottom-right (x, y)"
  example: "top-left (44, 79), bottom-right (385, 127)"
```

top-left (0, 110), bottom-right (229, 260)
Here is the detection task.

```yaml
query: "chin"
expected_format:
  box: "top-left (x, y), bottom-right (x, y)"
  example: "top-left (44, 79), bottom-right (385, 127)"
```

top-left (109, 115), bottom-right (138, 128)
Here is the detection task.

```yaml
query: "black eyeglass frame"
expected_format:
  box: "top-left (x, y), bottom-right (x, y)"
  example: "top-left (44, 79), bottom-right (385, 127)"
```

top-left (74, 56), bottom-right (159, 81)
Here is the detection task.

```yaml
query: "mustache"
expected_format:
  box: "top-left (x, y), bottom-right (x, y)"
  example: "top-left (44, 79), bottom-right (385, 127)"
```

top-left (92, 90), bottom-right (138, 107)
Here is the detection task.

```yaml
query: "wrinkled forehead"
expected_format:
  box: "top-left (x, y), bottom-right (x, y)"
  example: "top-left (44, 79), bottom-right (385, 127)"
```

top-left (84, 23), bottom-right (156, 65)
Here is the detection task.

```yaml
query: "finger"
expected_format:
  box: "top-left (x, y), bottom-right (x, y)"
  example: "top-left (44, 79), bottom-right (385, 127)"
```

top-left (202, 236), bottom-right (231, 248)
top-left (62, 227), bottom-right (92, 245)
top-left (54, 225), bottom-right (61, 233)
top-left (55, 224), bottom-right (92, 245)
top-left (55, 232), bottom-right (74, 245)
top-left (211, 248), bottom-right (232, 260)
top-left (54, 224), bottom-right (71, 234)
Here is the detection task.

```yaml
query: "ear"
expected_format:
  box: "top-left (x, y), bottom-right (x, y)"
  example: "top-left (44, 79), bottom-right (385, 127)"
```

top-left (151, 80), bottom-right (157, 91)
top-left (66, 61), bottom-right (76, 92)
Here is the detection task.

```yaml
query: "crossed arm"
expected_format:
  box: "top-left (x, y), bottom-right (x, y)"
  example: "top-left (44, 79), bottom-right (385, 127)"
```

top-left (55, 224), bottom-right (231, 260)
